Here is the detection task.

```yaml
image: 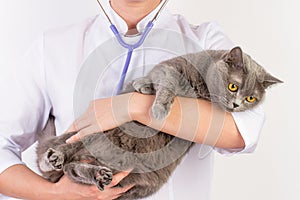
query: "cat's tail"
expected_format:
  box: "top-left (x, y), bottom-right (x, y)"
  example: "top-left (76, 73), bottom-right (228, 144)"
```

top-left (37, 115), bottom-right (57, 142)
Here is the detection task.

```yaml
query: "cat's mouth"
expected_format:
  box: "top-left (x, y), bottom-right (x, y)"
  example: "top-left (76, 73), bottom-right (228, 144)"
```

top-left (213, 98), bottom-right (235, 112)
top-left (220, 102), bottom-right (245, 112)
top-left (224, 104), bottom-right (247, 112)
top-left (224, 107), bottom-right (234, 112)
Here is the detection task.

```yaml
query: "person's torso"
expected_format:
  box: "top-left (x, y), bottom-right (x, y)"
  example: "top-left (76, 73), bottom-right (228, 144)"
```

top-left (22, 11), bottom-right (216, 200)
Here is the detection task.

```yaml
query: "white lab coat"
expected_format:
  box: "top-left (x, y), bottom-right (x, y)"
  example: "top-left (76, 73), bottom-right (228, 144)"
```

top-left (0, 1), bottom-right (265, 200)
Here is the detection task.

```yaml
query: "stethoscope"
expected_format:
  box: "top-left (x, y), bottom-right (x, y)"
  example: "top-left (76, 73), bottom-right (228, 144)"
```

top-left (96, 0), bottom-right (170, 94)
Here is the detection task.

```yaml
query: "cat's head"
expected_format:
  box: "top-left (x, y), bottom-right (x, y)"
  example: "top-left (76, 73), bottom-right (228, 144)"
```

top-left (207, 46), bottom-right (282, 112)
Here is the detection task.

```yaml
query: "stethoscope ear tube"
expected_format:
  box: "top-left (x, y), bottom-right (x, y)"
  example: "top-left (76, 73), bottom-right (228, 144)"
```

top-left (151, 0), bottom-right (170, 23)
top-left (96, 0), bottom-right (169, 25)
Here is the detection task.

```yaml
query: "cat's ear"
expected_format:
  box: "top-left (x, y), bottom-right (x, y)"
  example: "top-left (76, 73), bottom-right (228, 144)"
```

top-left (262, 73), bottom-right (283, 89)
top-left (225, 46), bottom-right (245, 70)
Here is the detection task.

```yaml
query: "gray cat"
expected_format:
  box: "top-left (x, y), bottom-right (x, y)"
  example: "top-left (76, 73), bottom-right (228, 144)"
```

top-left (37, 47), bottom-right (281, 199)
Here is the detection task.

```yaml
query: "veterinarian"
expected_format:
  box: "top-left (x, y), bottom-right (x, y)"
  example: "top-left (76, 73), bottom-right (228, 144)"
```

top-left (0, 0), bottom-right (265, 199)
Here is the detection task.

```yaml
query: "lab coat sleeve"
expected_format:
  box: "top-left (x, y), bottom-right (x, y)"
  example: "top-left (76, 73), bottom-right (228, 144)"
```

top-left (194, 21), bottom-right (266, 154)
top-left (216, 106), bottom-right (266, 154)
top-left (0, 34), bottom-right (51, 174)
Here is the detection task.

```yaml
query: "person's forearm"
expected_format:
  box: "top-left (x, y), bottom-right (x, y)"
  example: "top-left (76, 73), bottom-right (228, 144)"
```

top-left (130, 92), bottom-right (245, 149)
top-left (0, 165), bottom-right (56, 200)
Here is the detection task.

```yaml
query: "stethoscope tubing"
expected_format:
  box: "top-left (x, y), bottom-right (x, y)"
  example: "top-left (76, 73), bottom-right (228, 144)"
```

top-left (96, 0), bottom-right (169, 94)
top-left (109, 21), bottom-right (154, 50)
top-left (112, 21), bottom-right (154, 94)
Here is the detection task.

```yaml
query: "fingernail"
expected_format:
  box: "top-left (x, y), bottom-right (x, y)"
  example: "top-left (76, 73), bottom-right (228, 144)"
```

top-left (66, 137), bottom-right (74, 143)
top-left (125, 184), bottom-right (135, 191)
top-left (124, 168), bottom-right (134, 173)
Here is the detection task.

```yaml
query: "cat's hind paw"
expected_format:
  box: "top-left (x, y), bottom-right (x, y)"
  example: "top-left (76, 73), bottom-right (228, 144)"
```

top-left (95, 167), bottom-right (113, 191)
top-left (39, 148), bottom-right (64, 172)
top-left (64, 162), bottom-right (113, 191)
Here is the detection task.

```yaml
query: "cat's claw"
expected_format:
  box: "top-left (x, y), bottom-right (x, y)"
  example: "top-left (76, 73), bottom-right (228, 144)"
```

top-left (95, 167), bottom-right (113, 190)
top-left (132, 78), bottom-right (155, 95)
top-left (64, 162), bottom-right (113, 191)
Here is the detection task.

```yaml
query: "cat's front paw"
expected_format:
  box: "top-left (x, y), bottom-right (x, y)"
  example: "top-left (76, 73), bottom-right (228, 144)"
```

top-left (132, 77), bottom-right (155, 94)
top-left (152, 103), bottom-right (171, 120)
top-left (39, 148), bottom-right (64, 172)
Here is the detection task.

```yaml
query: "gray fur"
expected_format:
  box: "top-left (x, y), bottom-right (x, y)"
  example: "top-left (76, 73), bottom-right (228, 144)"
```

top-left (37, 47), bottom-right (281, 199)
top-left (133, 46), bottom-right (282, 117)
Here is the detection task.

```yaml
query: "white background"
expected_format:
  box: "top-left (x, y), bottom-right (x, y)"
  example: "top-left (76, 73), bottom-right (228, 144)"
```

top-left (0, 0), bottom-right (298, 200)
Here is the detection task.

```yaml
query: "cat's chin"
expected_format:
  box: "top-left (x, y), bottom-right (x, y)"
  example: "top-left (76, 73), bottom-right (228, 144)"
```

top-left (224, 107), bottom-right (248, 113)
top-left (223, 105), bottom-right (241, 112)
top-left (216, 103), bottom-right (234, 112)
top-left (224, 107), bottom-right (234, 112)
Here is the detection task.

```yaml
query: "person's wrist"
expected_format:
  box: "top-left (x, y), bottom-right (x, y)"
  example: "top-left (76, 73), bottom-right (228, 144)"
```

top-left (46, 182), bottom-right (60, 199)
top-left (32, 180), bottom-right (59, 200)
top-left (128, 92), bottom-right (154, 122)
top-left (128, 92), bottom-right (142, 121)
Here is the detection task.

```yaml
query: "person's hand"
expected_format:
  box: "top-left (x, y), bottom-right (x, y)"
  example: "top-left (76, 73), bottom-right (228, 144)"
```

top-left (66, 93), bottom-right (136, 143)
top-left (52, 171), bottom-right (134, 200)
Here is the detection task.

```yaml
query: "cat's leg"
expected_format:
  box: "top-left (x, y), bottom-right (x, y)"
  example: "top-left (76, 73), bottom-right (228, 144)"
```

top-left (63, 161), bottom-right (113, 191)
top-left (39, 141), bottom-right (83, 172)
top-left (39, 148), bottom-right (65, 172)
top-left (132, 77), bottom-right (155, 94)
top-left (152, 87), bottom-right (176, 120)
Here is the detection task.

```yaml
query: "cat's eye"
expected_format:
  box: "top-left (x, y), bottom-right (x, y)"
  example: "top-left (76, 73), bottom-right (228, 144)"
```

top-left (228, 83), bottom-right (238, 92)
top-left (246, 96), bottom-right (256, 103)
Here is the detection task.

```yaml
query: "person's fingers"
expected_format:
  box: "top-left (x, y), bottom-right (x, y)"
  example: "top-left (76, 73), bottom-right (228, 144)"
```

top-left (112, 194), bottom-right (122, 200)
top-left (64, 113), bottom-right (91, 133)
top-left (65, 123), bottom-right (78, 133)
top-left (115, 184), bottom-right (135, 194)
top-left (65, 133), bottom-right (80, 143)
top-left (111, 184), bottom-right (135, 199)
top-left (73, 113), bottom-right (94, 130)
top-left (107, 170), bottom-right (132, 188)
top-left (66, 125), bottom-right (99, 143)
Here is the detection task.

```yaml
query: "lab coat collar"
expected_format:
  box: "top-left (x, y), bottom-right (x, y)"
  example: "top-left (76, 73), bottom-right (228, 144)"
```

top-left (136, 1), bottom-right (169, 33)
top-left (99, 0), bottom-right (128, 34)
top-left (99, 0), bottom-right (170, 34)
top-left (83, 0), bottom-right (174, 59)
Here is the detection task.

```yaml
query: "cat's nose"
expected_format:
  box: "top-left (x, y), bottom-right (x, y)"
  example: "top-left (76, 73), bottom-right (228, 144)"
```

top-left (233, 103), bottom-right (239, 108)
